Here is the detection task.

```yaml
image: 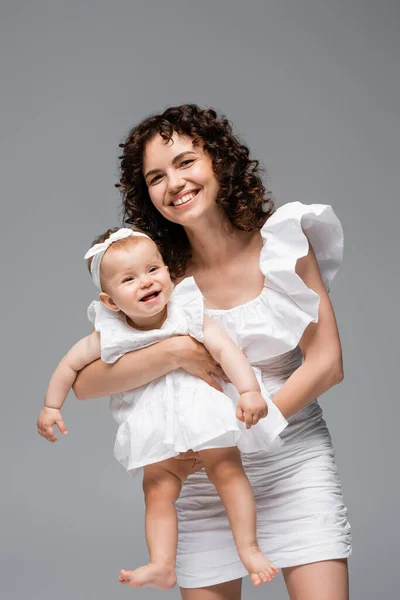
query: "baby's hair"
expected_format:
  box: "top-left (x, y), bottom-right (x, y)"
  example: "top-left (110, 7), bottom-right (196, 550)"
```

top-left (86, 226), bottom-right (156, 273)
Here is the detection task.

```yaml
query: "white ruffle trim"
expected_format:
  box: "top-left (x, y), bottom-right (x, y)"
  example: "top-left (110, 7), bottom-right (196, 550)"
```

top-left (168, 276), bottom-right (204, 343)
top-left (261, 201), bottom-right (344, 312)
top-left (207, 202), bottom-right (343, 363)
top-left (221, 368), bottom-right (289, 453)
top-left (86, 278), bottom-right (205, 363)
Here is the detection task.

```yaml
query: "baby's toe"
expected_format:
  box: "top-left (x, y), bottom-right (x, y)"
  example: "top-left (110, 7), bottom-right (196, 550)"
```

top-left (250, 574), bottom-right (262, 586)
top-left (119, 570), bottom-right (130, 584)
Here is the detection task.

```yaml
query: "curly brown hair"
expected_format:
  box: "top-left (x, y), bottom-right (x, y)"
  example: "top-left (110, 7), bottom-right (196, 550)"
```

top-left (117, 104), bottom-right (275, 278)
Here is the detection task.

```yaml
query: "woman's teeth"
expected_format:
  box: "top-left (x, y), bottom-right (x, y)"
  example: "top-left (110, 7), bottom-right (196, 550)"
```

top-left (171, 191), bottom-right (197, 206)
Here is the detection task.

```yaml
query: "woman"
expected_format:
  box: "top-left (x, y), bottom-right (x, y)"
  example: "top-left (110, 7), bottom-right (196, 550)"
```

top-left (74, 104), bottom-right (351, 599)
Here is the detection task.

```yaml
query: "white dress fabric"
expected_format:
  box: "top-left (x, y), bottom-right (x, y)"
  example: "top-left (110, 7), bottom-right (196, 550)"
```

top-left (175, 202), bottom-right (352, 588)
top-left (88, 278), bottom-right (288, 474)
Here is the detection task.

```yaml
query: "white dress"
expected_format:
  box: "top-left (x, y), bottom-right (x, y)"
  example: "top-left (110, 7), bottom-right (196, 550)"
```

top-left (175, 202), bottom-right (352, 588)
top-left (88, 278), bottom-right (288, 474)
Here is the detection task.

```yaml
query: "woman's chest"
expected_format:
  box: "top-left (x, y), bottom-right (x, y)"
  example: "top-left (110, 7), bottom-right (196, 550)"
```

top-left (193, 258), bottom-right (265, 311)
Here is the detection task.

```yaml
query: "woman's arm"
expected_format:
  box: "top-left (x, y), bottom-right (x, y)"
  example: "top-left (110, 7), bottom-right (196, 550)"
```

top-left (272, 243), bottom-right (344, 419)
top-left (73, 335), bottom-right (226, 400)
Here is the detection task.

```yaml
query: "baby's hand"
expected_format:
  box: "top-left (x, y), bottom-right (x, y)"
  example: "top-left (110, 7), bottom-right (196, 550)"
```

top-left (37, 407), bottom-right (68, 443)
top-left (236, 391), bottom-right (268, 430)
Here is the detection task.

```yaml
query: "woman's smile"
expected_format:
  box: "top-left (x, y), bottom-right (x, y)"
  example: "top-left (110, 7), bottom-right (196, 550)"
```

top-left (169, 189), bottom-right (200, 209)
top-left (143, 133), bottom-right (220, 225)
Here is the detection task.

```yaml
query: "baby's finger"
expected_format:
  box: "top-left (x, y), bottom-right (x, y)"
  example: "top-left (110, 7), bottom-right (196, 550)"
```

top-left (244, 412), bottom-right (253, 429)
top-left (37, 420), bottom-right (47, 434)
top-left (56, 418), bottom-right (68, 435)
top-left (236, 405), bottom-right (245, 422)
top-left (252, 413), bottom-right (259, 425)
top-left (45, 426), bottom-right (58, 442)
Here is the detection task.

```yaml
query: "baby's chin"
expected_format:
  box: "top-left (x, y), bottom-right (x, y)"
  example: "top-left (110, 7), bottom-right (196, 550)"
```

top-left (125, 304), bottom-right (168, 330)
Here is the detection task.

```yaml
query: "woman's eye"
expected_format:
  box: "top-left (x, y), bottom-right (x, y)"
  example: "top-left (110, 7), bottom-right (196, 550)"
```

top-left (179, 159), bottom-right (194, 168)
top-left (150, 174), bottom-right (163, 185)
top-left (149, 266), bottom-right (159, 273)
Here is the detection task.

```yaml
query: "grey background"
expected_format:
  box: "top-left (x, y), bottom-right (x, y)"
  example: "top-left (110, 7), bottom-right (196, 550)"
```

top-left (1, 1), bottom-right (399, 598)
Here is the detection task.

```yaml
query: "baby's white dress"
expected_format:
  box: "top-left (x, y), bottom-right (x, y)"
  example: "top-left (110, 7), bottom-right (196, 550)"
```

top-left (174, 202), bottom-right (352, 588)
top-left (88, 278), bottom-right (288, 475)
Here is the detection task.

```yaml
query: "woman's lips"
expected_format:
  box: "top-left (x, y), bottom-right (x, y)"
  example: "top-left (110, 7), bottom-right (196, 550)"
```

top-left (170, 190), bottom-right (199, 209)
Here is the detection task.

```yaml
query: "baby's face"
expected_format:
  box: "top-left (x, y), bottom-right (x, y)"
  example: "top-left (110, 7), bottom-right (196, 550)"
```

top-left (100, 238), bottom-right (173, 321)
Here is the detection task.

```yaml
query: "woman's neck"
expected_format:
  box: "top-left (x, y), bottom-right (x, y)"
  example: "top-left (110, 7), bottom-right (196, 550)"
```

top-left (185, 212), bottom-right (255, 270)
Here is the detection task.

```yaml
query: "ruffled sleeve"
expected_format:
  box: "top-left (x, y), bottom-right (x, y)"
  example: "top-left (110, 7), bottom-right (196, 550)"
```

top-left (87, 300), bottom-right (148, 364)
top-left (260, 202), bottom-right (344, 324)
top-left (168, 276), bottom-right (204, 343)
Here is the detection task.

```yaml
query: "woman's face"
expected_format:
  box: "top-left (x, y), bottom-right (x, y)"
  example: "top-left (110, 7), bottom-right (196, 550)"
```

top-left (142, 133), bottom-right (220, 227)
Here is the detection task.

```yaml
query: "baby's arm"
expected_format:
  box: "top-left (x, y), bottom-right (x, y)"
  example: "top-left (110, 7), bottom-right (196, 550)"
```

top-left (202, 316), bottom-right (268, 429)
top-left (37, 331), bottom-right (101, 443)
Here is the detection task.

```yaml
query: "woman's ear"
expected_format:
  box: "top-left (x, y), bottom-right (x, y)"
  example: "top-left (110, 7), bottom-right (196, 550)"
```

top-left (99, 292), bottom-right (120, 312)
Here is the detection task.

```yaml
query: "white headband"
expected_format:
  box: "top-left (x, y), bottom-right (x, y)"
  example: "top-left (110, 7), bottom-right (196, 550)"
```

top-left (84, 228), bottom-right (152, 290)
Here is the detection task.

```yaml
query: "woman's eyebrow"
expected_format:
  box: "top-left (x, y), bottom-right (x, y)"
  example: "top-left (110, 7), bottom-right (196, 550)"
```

top-left (171, 151), bottom-right (197, 165)
top-left (144, 151), bottom-right (197, 180)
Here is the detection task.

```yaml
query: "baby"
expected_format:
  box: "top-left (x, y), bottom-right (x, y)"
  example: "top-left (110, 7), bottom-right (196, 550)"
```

top-left (37, 227), bottom-right (288, 588)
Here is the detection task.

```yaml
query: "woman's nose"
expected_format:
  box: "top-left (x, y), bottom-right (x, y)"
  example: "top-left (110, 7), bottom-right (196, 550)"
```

top-left (167, 171), bottom-right (185, 194)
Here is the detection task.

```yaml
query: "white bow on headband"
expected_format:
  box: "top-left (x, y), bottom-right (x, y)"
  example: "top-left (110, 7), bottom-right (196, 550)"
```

top-left (84, 228), bottom-right (152, 290)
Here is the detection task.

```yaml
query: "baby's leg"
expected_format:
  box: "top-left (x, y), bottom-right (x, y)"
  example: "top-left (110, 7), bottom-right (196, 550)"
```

top-left (198, 447), bottom-right (279, 587)
top-left (119, 458), bottom-right (193, 590)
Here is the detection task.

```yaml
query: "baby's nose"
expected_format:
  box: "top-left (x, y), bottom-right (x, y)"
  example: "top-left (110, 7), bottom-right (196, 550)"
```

top-left (140, 276), bottom-right (153, 288)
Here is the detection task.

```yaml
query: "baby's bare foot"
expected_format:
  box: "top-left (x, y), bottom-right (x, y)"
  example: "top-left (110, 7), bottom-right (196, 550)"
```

top-left (119, 563), bottom-right (176, 590)
top-left (240, 545), bottom-right (279, 586)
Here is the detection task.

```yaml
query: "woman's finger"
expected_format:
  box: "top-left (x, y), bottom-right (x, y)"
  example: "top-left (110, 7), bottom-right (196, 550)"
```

top-left (212, 364), bottom-right (230, 382)
top-left (252, 414), bottom-right (259, 425)
top-left (202, 371), bottom-right (223, 392)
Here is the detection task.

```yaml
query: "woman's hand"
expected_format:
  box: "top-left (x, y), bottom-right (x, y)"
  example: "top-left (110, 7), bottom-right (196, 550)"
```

top-left (37, 407), bottom-right (68, 443)
top-left (236, 391), bottom-right (268, 429)
top-left (176, 336), bottom-right (228, 392)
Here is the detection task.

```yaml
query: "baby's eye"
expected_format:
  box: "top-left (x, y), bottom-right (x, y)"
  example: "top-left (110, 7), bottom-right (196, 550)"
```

top-left (122, 276), bottom-right (134, 283)
top-left (149, 266), bottom-right (159, 273)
